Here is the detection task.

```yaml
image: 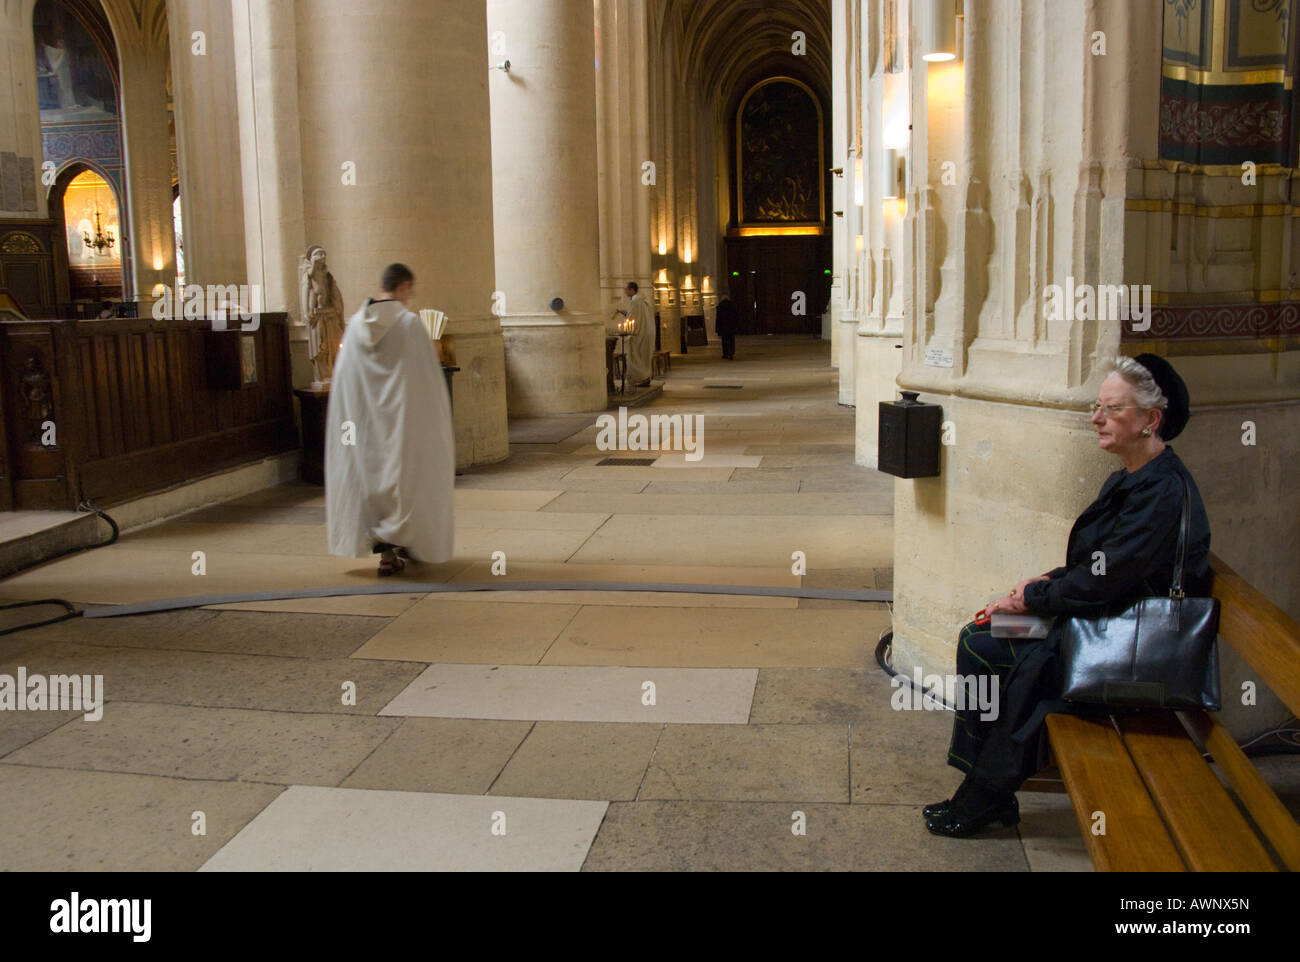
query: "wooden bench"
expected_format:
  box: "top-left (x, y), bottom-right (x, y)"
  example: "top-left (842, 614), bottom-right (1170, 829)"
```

top-left (1040, 552), bottom-right (1300, 871)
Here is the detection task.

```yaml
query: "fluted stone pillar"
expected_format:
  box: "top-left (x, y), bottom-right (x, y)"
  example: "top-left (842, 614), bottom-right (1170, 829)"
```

top-left (285, 0), bottom-right (508, 467)
top-left (168, 0), bottom-right (246, 288)
top-left (0, 0), bottom-right (44, 220)
top-left (595, 0), bottom-right (652, 310)
top-left (115, 41), bottom-right (174, 299)
top-left (488, 0), bottom-right (606, 415)
top-left (231, 0), bottom-right (309, 383)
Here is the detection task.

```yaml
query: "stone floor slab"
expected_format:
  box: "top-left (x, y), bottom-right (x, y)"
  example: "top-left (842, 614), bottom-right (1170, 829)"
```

top-left (380, 665), bottom-right (757, 723)
top-left (2, 702), bottom-right (400, 785)
top-left (199, 785), bottom-right (607, 872)
top-left (639, 724), bottom-right (848, 802)
top-left (489, 722), bottom-right (663, 801)
top-left (341, 717), bottom-right (533, 794)
top-left (0, 765), bottom-right (284, 871)
top-left (581, 800), bottom-right (1028, 872)
top-left (351, 599), bottom-right (581, 664)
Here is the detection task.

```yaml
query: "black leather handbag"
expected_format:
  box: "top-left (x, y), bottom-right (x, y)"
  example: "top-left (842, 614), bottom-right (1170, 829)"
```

top-left (1058, 477), bottom-right (1221, 711)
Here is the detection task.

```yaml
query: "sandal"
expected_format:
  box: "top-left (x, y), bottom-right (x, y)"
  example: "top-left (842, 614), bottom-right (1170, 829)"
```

top-left (378, 555), bottom-right (406, 577)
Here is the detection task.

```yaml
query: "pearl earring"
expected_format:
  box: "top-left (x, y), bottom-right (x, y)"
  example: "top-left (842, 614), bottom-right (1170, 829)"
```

top-left (1141, 428), bottom-right (1152, 437)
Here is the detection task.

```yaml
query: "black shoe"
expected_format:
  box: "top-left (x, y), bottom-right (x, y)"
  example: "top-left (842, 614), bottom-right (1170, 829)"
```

top-left (922, 799), bottom-right (951, 819)
top-left (925, 797), bottom-right (1019, 838)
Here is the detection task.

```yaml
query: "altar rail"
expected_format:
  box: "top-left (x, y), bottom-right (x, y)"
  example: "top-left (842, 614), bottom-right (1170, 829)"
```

top-left (0, 313), bottom-right (297, 511)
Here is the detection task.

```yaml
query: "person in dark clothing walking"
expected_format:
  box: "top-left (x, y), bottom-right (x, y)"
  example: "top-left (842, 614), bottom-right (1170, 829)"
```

top-left (715, 297), bottom-right (739, 360)
top-left (925, 354), bottom-right (1210, 837)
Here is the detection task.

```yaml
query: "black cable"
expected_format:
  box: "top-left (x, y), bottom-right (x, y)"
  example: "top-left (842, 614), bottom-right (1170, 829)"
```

top-left (874, 629), bottom-right (957, 711)
top-left (0, 500), bottom-right (119, 636)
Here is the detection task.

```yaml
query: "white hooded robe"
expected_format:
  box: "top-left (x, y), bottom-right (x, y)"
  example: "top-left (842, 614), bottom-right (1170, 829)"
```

top-left (325, 298), bottom-right (455, 562)
top-left (620, 292), bottom-right (654, 384)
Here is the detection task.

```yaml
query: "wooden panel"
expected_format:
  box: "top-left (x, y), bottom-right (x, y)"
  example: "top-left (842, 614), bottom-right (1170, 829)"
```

top-left (2, 314), bottom-right (296, 509)
top-left (1119, 713), bottom-right (1276, 872)
top-left (76, 417), bottom-right (298, 506)
top-left (1210, 553), bottom-right (1300, 720)
top-left (1045, 713), bottom-right (1186, 872)
top-left (1178, 711), bottom-right (1300, 871)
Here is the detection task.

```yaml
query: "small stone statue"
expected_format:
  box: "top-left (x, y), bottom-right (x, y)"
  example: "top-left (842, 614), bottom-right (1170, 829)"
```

top-left (300, 246), bottom-right (345, 386)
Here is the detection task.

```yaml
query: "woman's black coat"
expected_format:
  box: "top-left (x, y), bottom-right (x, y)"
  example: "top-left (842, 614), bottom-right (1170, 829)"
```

top-left (971, 446), bottom-right (1211, 794)
top-left (715, 299), bottom-right (739, 336)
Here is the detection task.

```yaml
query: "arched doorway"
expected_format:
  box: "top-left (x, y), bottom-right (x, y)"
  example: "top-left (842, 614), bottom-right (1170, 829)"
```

top-left (49, 163), bottom-right (123, 301)
top-left (33, 0), bottom-right (131, 301)
top-left (724, 76), bottom-right (832, 335)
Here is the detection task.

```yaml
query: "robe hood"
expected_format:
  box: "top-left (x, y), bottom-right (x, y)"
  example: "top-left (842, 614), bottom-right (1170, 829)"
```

top-left (351, 298), bottom-right (408, 351)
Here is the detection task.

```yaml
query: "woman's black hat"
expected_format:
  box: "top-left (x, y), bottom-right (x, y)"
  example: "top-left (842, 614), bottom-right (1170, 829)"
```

top-left (1134, 353), bottom-right (1189, 441)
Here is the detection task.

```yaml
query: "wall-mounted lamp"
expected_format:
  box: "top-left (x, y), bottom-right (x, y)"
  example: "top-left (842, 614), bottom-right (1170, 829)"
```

top-left (682, 274), bottom-right (696, 290)
top-left (882, 148), bottom-right (904, 200)
top-left (655, 269), bottom-right (669, 285)
top-left (151, 283), bottom-right (168, 299)
top-left (920, 0), bottom-right (959, 62)
top-left (658, 240), bottom-right (667, 256)
top-left (854, 235), bottom-right (864, 253)
top-left (492, 60), bottom-right (511, 72)
top-left (701, 275), bottom-right (713, 293)
top-left (830, 167), bottom-right (844, 177)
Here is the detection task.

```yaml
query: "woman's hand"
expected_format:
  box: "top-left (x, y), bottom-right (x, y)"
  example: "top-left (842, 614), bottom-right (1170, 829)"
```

top-left (988, 592), bottom-right (1030, 616)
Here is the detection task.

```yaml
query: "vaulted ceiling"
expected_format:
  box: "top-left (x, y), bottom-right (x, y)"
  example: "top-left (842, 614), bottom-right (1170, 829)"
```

top-left (652, 0), bottom-right (832, 107)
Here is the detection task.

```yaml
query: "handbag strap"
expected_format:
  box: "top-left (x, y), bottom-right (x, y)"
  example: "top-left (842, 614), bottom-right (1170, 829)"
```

top-left (1170, 474), bottom-right (1191, 601)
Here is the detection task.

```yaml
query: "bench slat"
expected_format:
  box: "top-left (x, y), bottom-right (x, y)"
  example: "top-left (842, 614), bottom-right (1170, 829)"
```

top-left (1178, 710), bottom-right (1300, 871)
top-left (1210, 553), bottom-right (1300, 720)
top-left (1044, 713), bottom-right (1185, 872)
top-left (1119, 713), bottom-right (1277, 872)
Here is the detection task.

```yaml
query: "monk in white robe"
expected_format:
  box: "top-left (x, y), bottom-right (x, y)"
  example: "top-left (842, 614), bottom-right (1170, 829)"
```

top-left (326, 264), bottom-right (454, 575)
top-left (615, 281), bottom-right (654, 387)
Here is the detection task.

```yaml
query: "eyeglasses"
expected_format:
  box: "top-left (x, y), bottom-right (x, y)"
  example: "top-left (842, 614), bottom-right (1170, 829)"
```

top-left (1090, 402), bottom-right (1135, 417)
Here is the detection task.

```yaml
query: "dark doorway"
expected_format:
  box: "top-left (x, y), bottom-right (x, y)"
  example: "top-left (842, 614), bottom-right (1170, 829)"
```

top-left (725, 236), bottom-right (830, 335)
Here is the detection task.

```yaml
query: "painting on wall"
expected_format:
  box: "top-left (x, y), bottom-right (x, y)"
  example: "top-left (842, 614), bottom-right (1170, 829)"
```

top-left (33, 0), bottom-right (118, 123)
top-left (736, 78), bottom-right (824, 228)
top-left (1159, 0), bottom-right (1297, 166)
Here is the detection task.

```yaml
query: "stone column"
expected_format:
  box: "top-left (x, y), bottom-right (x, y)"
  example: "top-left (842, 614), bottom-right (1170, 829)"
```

top-left (488, 0), bottom-right (606, 415)
top-left (168, 0), bottom-right (246, 288)
top-left (113, 34), bottom-right (175, 299)
top-left (231, 0), bottom-right (309, 383)
top-left (0, 0), bottom-right (44, 220)
top-left (595, 0), bottom-right (652, 310)
top-left (289, 0), bottom-right (508, 467)
top-left (828, 0), bottom-right (847, 366)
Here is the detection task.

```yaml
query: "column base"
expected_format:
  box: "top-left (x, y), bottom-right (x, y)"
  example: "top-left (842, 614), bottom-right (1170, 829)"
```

top-left (499, 314), bottom-right (607, 415)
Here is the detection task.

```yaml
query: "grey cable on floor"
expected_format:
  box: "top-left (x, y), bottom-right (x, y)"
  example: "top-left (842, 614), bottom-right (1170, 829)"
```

top-left (82, 580), bottom-right (893, 618)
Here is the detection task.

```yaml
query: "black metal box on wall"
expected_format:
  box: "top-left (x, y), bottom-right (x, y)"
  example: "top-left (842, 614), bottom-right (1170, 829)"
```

top-left (878, 391), bottom-right (941, 478)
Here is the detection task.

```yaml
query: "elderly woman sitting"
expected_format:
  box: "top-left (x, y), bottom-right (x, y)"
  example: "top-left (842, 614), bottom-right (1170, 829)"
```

top-left (925, 354), bottom-right (1212, 837)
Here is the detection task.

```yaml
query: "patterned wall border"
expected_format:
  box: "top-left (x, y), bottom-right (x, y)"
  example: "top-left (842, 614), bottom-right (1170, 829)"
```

top-left (1125, 301), bottom-right (1300, 339)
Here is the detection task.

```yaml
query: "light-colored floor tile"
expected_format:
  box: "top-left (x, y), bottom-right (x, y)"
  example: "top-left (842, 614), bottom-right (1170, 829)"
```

top-left (651, 453), bottom-right (763, 469)
top-left (199, 785), bottom-right (607, 872)
top-left (544, 605), bottom-right (891, 668)
top-left (2, 702), bottom-right (400, 785)
top-left (639, 724), bottom-right (849, 802)
top-left (351, 599), bottom-right (581, 664)
top-left (0, 765), bottom-right (283, 871)
top-left (490, 722), bottom-right (662, 800)
top-left (455, 509), bottom-right (610, 531)
top-left (341, 718), bottom-right (533, 794)
top-left (380, 665), bottom-right (757, 723)
top-left (562, 465), bottom-right (736, 482)
top-left (568, 514), bottom-right (893, 568)
top-left (453, 489), bottom-right (562, 511)
top-left (540, 491), bottom-right (890, 517)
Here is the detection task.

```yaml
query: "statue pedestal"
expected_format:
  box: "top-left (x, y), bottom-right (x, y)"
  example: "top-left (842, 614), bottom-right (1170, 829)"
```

top-left (294, 387), bottom-right (329, 485)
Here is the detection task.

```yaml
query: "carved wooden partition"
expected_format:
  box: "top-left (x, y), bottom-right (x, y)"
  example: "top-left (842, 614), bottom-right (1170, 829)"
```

top-left (0, 313), bottom-right (297, 510)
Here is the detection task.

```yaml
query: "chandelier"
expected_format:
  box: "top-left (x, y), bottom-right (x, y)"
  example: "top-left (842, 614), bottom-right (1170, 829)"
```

top-left (82, 208), bottom-right (115, 256)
